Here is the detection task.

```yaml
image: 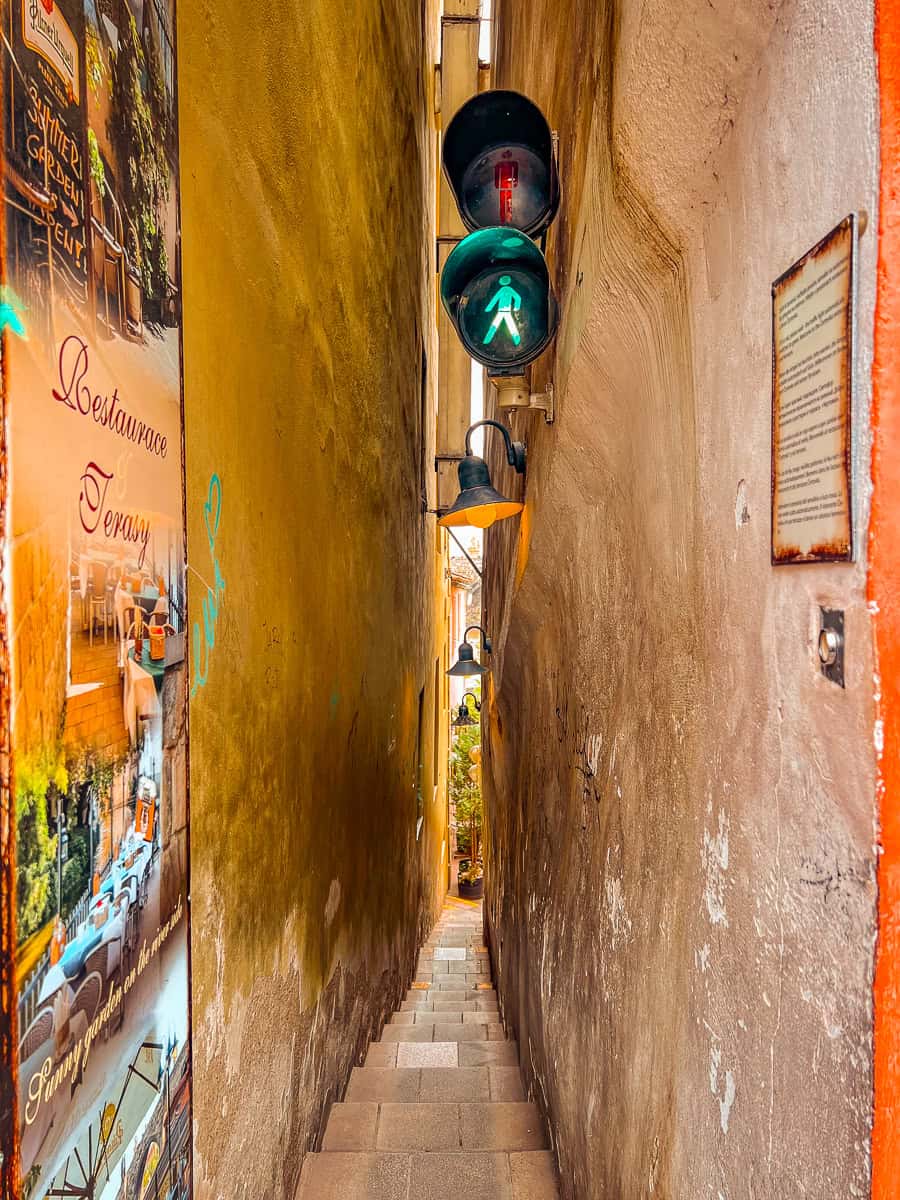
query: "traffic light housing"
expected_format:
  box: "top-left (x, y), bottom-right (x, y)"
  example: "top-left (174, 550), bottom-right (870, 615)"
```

top-left (440, 227), bottom-right (558, 371)
top-left (443, 90), bottom-right (559, 238)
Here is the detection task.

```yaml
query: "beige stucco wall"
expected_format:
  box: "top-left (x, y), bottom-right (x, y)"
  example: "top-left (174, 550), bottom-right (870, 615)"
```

top-left (177, 2), bottom-right (447, 1196)
top-left (484, 1), bottom-right (878, 1195)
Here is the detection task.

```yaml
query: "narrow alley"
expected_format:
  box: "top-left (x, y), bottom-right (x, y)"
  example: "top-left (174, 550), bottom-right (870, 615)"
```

top-left (3, 0), bottom-right (900, 1199)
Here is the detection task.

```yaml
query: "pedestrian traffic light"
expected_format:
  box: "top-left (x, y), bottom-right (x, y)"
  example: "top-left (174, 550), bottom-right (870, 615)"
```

top-left (442, 90), bottom-right (559, 237)
top-left (440, 227), bottom-right (558, 371)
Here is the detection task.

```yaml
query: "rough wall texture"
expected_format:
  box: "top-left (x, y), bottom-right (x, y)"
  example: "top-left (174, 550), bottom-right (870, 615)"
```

top-left (177, 3), bottom-right (447, 1198)
top-left (484, 1), bottom-right (879, 1196)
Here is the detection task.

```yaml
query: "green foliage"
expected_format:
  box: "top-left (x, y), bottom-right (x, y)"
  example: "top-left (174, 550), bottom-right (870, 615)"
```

top-left (451, 721), bottom-right (482, 861)
top-left (61, 827), bottom-right (91, 917)
top-left (88, 128), bottom-right (106, 199)
top-left (86, 23), bottom-right (107, 100)
top-left (68, 743), bottom-right (125, 798)
top-left (108, 7), bottom-right (171, 303)
top-left (15, 746), bottom-right (67, 943)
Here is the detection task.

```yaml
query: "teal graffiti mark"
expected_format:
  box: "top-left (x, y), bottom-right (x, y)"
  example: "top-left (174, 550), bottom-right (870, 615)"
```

top-left (191, 473), bottom-right (226, 697)
top-left (0, 286), bottom-right (27, 338)
top-left (483, 274), bottom-right (521, 346)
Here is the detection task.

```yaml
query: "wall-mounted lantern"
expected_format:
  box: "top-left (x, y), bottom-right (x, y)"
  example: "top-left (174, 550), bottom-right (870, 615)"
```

top-left (447, 625), bottom-right (492, 677)
top-left (438, 419), bottom-right (525, 530)
top-left (452, 691), bottom-right (482, 727)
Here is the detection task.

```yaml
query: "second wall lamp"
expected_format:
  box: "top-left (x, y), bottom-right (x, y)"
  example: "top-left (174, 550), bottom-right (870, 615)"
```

top-left (447, 625), bottom-right (492, 678)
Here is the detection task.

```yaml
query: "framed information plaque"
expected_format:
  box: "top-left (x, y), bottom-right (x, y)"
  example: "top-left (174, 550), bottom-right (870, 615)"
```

top-left (771, 214), bottom-right (858, 564)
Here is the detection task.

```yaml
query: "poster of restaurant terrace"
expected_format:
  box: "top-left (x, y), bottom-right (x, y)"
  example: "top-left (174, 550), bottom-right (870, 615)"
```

top-left (0, 1), bottom-right (192, 1198)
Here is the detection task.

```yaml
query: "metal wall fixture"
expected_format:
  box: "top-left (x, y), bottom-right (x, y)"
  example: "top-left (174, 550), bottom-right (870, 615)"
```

top-left (452, 691), bottom-right (482, 727)
top-left (447, 625), bottom-right (493, 677)
top-left (438, 420), bottom-right (526, 530)
top-left (818, 606), bottom-right (845, 688)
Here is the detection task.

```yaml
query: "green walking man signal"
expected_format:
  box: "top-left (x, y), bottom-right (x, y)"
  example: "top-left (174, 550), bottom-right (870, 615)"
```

top-left (483, 276), bottom-right (522, 347)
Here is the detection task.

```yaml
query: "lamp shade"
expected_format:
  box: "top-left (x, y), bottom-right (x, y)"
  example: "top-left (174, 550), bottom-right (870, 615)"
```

top-left (446, 641), bottom-right (489, 677)
top-left (438, 455), bottom-right (523, 529)
top-left (452, 703), bottom-right (478, 727)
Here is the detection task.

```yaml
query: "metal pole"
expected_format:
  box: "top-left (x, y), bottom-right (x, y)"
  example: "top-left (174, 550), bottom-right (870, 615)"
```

top-left (446, 527), bottom-right (483, 579)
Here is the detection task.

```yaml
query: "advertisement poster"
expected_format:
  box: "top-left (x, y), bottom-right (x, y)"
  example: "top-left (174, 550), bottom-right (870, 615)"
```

top-left (0, 2), bottom-right (191, 1198)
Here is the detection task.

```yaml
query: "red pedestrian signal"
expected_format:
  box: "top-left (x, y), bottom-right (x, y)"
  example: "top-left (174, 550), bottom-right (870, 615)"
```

top-left (442, 90), bottom-right (559, 239)
top-left (494, 159), bottom-right (519, 225)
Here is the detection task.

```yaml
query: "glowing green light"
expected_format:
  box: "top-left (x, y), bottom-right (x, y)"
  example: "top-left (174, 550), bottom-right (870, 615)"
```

top-left (502, 236), bottom-right (524, 247)
top-left (483, 274), bottom-right (522, 346)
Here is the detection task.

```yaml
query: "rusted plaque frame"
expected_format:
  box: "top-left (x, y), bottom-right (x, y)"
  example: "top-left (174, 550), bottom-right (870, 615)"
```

top-left (771, 213), bottom-right (858, 564)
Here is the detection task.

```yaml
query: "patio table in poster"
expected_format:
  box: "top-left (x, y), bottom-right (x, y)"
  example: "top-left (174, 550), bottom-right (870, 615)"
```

top-left (123, 650), bottom-right (163, 743)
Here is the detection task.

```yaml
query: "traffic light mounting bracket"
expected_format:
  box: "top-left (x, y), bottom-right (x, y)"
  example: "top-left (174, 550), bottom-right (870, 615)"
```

top-left (490, 373), bottom-right (555, 425)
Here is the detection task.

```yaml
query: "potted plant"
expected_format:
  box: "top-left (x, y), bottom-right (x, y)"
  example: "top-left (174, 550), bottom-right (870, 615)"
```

top-left (451, 719), bottom-right (483, 897)
top-left (458, 860), bottom-right (484, 900)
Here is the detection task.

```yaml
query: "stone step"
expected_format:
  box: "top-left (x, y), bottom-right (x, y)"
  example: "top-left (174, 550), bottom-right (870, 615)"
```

top-left (346, 1065), bottom-right (525, 1103)
top-left (420, 945), bottom-right (488, 954)
top-left (390, 1011), bottom-right (500, 1026)
top-left (423, 950), bottom-right (488, 959)
top-left (426, 935), bottom-right (484, 943)
top-left (365, 1040), bottom-right (520, 1069)
top-left (417, 965), bottom-right (489, 977)
top-left (297, 1150), bottom-right (558, 1199)
top-left (406, 987), bottom-right (497, 1001)
top-left (399, 999), bottom-right (498, 1013)
top-left (379, 1024), bottom-right (507, 1043)
top-left (414, 976), bottom-right (492, 987)
top-left (416, 960), bottom-right (490, 974)
top-left (322, 1101), bottom-right (548, 1153)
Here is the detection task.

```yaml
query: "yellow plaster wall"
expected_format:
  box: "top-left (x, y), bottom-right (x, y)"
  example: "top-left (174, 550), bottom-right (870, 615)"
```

top-left (177, 1), bottom-right (447, 1194)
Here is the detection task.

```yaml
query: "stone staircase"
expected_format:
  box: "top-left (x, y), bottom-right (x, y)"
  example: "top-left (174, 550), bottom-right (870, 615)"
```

top-left (297, 896), bottom-right (559, 1199)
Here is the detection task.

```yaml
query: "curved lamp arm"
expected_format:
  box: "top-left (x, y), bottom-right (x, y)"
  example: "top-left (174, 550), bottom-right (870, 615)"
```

top-left (464, 419), bottom-right (526, 475)
top-left (464, 624), bottom-right (493, 655)
top-left (461, 690), bottom-right (482, 712)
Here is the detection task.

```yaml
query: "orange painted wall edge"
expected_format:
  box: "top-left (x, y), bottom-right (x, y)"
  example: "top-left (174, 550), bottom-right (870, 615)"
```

top-left (871, 1), bottom-right (900, 1193)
